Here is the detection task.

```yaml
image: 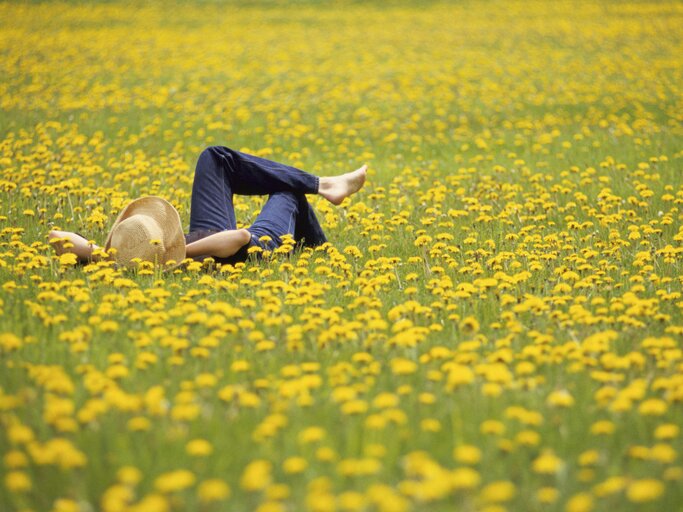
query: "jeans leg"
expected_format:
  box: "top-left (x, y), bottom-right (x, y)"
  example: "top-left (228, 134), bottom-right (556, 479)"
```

top-left (189, 147), bottom-right (238, 232)
top-left (294, 194), bottom-right (327, 247)
top-left (247, 192), bottom-right (327, 250)
top-left (189, 146), bottom-right (320, 233)
top-left (203, 146), bottom-right (319, 195)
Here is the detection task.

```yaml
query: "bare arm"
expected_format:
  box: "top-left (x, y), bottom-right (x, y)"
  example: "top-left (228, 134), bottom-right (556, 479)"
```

top-left (50, 228), bottom-right (251, 264)
top-left (186, 229), bottom-right (252, 259)
top-left (49, 230), bottom-right (104, 263)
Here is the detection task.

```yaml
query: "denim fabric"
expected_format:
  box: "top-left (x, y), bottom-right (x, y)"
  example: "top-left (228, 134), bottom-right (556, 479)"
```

top-left (186, 146), bottom-right (327, 264)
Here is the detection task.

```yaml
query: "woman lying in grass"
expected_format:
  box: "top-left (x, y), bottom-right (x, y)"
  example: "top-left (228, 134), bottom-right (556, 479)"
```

top-left (49, 146), bottom-right (367, 267)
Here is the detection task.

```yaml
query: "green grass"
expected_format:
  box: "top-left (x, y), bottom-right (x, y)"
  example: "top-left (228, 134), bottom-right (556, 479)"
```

top-left (1, 1), bottom-right (683, 511)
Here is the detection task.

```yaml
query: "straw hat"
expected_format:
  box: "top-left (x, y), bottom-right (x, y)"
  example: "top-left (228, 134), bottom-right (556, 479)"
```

top-left (105, 196), bottom-right (185, 268)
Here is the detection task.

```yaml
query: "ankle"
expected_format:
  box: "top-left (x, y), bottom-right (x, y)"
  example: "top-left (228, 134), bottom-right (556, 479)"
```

top-left (318, 177), bottom-right (333, 194)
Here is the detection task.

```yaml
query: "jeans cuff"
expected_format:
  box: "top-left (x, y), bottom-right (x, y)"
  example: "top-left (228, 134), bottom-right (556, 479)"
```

top-left (247, 232), bottom-right (269, 250)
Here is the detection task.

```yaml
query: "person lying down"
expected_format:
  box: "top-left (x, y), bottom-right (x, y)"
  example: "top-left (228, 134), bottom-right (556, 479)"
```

top-left (50, 146), bottom-right (367, 267)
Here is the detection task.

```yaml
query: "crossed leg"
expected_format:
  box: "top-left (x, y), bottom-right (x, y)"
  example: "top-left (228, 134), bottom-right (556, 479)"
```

top-left (186, 146), bottom-right (366, 260)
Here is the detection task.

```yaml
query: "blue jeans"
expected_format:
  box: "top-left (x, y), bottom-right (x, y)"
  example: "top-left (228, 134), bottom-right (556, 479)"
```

top-left (186, 146), bottom-right (327, 264)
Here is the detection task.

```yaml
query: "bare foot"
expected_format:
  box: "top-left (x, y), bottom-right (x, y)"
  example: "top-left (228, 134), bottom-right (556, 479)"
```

top-left (318, 164), bottom-right (367, 205)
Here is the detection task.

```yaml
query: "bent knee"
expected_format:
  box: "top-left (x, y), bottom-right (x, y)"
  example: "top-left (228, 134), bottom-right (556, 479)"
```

top-left (199, 145), bottom-right (233, 159)
top-left (198, 146), bottom-right (217, 161)
top-left (194, 147), bottom-right (227, 180)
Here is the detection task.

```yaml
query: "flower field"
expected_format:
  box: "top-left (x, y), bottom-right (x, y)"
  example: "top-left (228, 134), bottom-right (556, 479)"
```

top-left (1, 0), bottom-right (682, 510)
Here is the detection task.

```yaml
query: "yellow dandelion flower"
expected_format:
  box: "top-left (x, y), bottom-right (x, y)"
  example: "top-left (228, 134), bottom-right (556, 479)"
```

top-left (127, 417), bottom-right (151, 432)
top-left (480, 420), bottom-right (506, 436)
top-left (479, 480), bottom-right (516, 503)
top-left (58, 252), bottom-right (78, 266)
top-left (547, 389), bottom-right (575, 408)
top-left (51, 498), bottom-right (79, 512)
top-left (453, 445), bottom-right (482, 465)
top-left (283, 457), bottom-right (308, 474)
top-left (565, 492), bottom-right (593, 512)
top-left (117, 466), bottom-right (143, 486)
top-left (451, 467), bottom-right (481, 490)
top-left (197, 479), bottom-right (230, 502)
top-left (638, 398), bottom-right (667, 416)
top-left (626, 479), bottom-right (664, 503)
top-left (459, 316), bottom-right (480, 334)
top-left (654, 423), bottom-right (679, 440)
top-left (240, 460), bottom-right (272, 491)
top-left (186, 439), bottom-right (213, 457)
top-left (154, 469), bottom-right (196, 493)
top-left (5, 470), bottom-right (32, 493)
top-left (127, 493), bottom-right (169, 512)
top-left (537, 487), bottom-right (558, 504)
top-left (3, 450), bottom-right (28, 468)
top-left (590, 420), bottom-right (615, 435)
top-left (532, 450), bottom-right (563, 474)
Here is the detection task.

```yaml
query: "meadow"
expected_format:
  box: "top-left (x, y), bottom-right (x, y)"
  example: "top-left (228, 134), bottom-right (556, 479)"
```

top-left (1, 0), bottom-right (683, 511)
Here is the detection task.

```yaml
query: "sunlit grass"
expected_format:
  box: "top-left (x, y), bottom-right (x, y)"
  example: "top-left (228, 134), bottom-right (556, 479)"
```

top-left (1, 1), bottom-right (682, 511)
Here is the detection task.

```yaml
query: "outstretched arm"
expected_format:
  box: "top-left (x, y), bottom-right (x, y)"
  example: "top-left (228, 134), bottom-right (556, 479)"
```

top-left (49, 230), bottom-right (104, 263)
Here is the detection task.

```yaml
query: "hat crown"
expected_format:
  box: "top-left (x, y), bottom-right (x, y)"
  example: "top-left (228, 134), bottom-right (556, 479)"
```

top-left (105, 196), bottom-right (185, 268)
top-left (110, 215), bottom-right (166, 265)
